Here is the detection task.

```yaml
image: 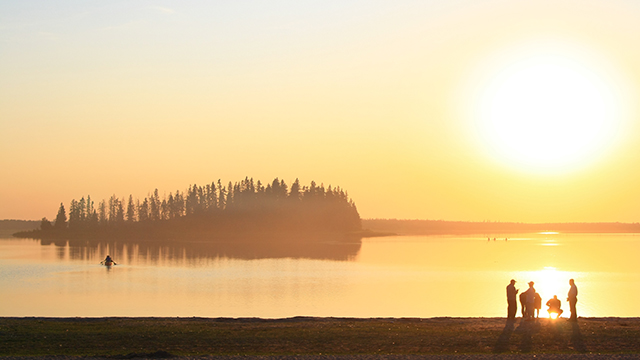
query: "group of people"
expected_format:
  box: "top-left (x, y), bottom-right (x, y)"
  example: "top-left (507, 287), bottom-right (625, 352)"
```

top-left (506, 279), bottom-right (578, 321)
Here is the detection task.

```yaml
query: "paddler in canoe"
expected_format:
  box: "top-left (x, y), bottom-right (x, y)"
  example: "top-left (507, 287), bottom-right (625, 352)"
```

top-left (101, 255), bottom-right (117, 266)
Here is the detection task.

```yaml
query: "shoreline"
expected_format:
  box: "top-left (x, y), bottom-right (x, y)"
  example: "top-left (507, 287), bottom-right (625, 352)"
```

top-left (2, 316), bottom-right (640, 357)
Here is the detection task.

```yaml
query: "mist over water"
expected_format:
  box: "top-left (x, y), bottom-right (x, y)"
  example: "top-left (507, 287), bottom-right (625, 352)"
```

top-left (1, 233), bottom-right (638, 318)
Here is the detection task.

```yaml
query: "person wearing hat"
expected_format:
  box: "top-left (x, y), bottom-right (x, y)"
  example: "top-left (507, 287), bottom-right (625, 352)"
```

top-left (506, 279), bottom-right (519, 320)
top-left (523, 281), bottom-right (537, 320)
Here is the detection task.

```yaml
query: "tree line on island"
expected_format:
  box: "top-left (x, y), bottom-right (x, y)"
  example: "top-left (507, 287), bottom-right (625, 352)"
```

top-left (18, 177), bottom-right (362, 239)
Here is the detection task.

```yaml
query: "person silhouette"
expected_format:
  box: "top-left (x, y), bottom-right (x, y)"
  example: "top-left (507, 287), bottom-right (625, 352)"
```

top-left (523, 281), bottom-right (536, 320)
top-left (519, 292), bottom-right (527, 318)
top-left (546, 295), bottom-right (563, 318)
top-left (506, 279), bottom-right (519, 320)
top-left (103, 255), bottom-right (116, 266)
top-left (534, 292), bottom-right (542, 318)
top-left (567, 279), bottom-right (578, 321)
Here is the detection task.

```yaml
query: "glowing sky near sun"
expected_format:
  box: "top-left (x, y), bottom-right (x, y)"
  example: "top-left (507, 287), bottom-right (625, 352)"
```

top-left (2, 0), bottom-right (640, 222)
top-left (465, 40), bottom-right (630, 173)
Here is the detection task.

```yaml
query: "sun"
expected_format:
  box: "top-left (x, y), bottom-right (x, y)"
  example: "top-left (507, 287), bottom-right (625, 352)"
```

top-left (516, 267), bottom-right (578, 318)
top-left (467, 41), bottom-right (626, 172)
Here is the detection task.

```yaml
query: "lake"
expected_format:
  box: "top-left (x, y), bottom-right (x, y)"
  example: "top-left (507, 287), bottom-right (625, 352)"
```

top-left (1, 233), bottom-right (638, 318)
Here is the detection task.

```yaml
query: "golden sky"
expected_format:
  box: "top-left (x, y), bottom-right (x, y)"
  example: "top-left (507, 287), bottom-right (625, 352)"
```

top-left (2, 0), bottom-right (640, 222)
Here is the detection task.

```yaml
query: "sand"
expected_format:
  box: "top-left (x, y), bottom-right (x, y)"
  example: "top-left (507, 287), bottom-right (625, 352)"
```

top-left (1, 317), bottom-right (639, 359)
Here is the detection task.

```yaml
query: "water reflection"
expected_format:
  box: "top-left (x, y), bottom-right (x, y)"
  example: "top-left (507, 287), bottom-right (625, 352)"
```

top-left (39, 235), bottom-right (362, 265)
top-left (2, 233), bottom-right (639, 318)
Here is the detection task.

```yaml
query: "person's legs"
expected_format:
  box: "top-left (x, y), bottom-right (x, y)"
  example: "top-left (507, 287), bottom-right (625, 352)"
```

top-left (508, 300), bottom-right (517, 319)
top-left (548, 308), bottom-right (563, 318)
top-left (569, 299), bottom-right (577, 320)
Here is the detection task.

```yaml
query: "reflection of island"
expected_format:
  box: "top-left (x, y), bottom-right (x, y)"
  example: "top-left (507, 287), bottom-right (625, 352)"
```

top-left (15, 178), bottom-right (364, 241)
top-left (40, 234), bottom-right (363, 262)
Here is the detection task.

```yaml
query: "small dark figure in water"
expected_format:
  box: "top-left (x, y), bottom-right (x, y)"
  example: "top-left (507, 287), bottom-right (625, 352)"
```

top-left (533, 292), bottom-right (542, 318)
top-left (519, 292), bottom-right (527, 318)
top-left (567, 279), bottom-right (578, 321)
top-left (506, 279), bottom-right (519, 320)
top-left (546, 295), bottom-right (564, 318)
top-left (103, 255), bottom-right (116, 265)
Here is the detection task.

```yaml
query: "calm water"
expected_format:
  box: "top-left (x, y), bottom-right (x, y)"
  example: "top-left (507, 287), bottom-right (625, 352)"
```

top-left (1, 233), bottom-right (638, 318)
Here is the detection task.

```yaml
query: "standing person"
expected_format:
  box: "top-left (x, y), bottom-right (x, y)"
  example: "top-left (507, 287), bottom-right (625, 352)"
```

top-left (567, 279), bottom-right (578, 321)
top-left (519, 292), bottom-right (527, 318)
top-left (523, 281), bottom-right (536, 320)
top-left (534, 292), bottom-right (542, 318)
top-left (506, 279), bottom-right (519, 320)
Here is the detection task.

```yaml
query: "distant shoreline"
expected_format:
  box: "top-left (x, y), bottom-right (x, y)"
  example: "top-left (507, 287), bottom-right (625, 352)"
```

top-left (362, 219), bottom-right (640, 235)
top-left (8, 228), bottom-right (394, 241)
top-left (1, 316), bottom-right (639, 357)
top-left (4, 218), bottom-right (640, 239)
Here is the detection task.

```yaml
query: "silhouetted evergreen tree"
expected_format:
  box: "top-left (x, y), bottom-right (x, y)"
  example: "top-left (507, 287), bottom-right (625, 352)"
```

top-left (173, 190), bottom-right (185, 217)
top-left (226, 181), bottom-right (234, 209)
top-left (108, 195), bottom-right (119, 223)
top-left (54, 203), bottom-right (67, 230)
top-left (138, 198), bottom-right (150, 222)
top-left (186, 185), bottom-right (198, 215)
top-left (78, 197), bottom-right (87, 223)
top-left (160, 198), bottom-right (169, 220)
top-left (98, 200), bottom-right (107, 225)
top-left (86, 195), bottom-right (98, 228)
top-left (68, 199), bottom-right (81, 229)
top-left (115, 199), bottom-right (125, 223)
top-left (289, 178), bottom-right (301, 201)
top-left (150, 189), bottom-right (161, 221)
top-left (217, 180), bottom-right (226, 210)
top-left (126, 195), bottom-right (136, 222)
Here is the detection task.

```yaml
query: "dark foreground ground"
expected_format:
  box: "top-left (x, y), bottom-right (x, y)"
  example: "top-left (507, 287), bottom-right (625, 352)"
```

top-left (1, 317), bottom-right (639, 359)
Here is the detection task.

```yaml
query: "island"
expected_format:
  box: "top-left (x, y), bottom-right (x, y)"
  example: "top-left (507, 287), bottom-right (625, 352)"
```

top-left (13, 177), bottom-right (364, 240)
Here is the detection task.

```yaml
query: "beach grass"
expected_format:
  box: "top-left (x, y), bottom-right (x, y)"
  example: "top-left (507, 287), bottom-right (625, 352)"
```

top-left (1, 317), bottom-right (639, 356)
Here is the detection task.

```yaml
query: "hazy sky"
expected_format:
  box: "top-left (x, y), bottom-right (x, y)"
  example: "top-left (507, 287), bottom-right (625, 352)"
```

top-left (2, 0), bottom-right (640, 222)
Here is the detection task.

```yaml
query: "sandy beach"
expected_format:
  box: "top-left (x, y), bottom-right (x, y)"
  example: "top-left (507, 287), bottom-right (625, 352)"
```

top-left (2, 354), bottom-right (640, 360)
top-left (1, 317), bottom-right (640, 359)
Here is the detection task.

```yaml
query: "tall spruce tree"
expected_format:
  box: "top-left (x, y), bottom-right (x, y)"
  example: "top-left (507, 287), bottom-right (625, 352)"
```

top-left (126, 195), bottom-right (136, 222)
top-left (54, 203), bottom-right (67, 229)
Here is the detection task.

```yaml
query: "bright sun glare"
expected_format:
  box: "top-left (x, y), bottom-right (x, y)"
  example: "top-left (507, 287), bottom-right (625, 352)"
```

top-left (517, 266), bottom-right (580, 318)
top-left (469, 41), bottom-right (627, 172)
